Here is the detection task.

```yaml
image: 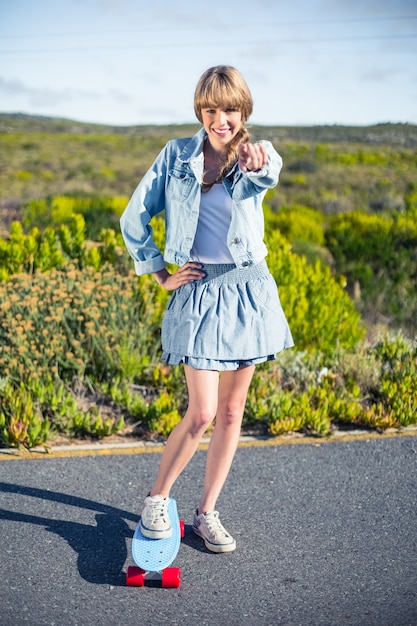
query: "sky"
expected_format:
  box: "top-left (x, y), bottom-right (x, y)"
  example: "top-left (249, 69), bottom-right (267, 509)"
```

top-left (0, 0), bottom-right (416, 128)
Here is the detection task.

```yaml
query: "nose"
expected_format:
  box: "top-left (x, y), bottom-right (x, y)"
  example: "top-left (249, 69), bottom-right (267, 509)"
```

top-left (215, 110), bottom-right (227, 126)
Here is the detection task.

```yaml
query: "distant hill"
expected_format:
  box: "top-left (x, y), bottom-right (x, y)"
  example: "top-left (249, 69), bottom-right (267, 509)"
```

top-left (1, 112), bottom-right (416, 218)
top-left (1, 112), bottom-right (417, 148)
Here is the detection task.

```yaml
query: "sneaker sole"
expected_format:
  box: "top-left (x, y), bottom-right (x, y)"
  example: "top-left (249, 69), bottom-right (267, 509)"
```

top-left (140, 520), bottom-right (172, 540)
top-left (192, 526), bottom-right (236, 553)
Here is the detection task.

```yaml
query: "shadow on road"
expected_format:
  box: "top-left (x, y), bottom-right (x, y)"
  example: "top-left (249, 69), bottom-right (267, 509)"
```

top-left (0, 481), bottom-right (137, 586)
top-left (181, 523), bottom-right (216, 554)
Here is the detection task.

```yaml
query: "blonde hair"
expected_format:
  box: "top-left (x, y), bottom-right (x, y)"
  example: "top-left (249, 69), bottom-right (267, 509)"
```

top-left (194, 66), bottom-right (253, 181)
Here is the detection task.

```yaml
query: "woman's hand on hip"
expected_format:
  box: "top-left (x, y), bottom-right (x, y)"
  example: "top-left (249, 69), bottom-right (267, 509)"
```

top-left (153, 263), bottom-right (206, 291)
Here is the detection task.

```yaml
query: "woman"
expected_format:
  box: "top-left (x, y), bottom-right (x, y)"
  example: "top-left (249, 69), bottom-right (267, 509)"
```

top-left (120, 65), bottom-right (293, 553)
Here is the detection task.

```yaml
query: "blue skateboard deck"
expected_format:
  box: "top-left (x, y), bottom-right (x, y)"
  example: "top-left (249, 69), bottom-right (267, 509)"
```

top-left (127, 498), bottom-right (182, 587)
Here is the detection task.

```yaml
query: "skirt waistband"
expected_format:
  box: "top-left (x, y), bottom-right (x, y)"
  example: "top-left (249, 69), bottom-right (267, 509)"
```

top-left (196, 260), bottom-right (269, 285)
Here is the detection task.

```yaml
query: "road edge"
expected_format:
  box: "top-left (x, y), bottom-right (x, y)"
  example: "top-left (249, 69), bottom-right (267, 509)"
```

top-left (1, 426), bottom-right (416, 461)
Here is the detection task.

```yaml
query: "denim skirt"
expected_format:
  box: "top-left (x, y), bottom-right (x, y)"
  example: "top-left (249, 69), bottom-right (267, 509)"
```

top-left (161, 260), bottom-right (294, 371)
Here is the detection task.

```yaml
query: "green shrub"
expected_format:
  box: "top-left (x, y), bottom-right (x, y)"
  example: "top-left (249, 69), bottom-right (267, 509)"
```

top-left (146, 392), bottom-right (182, 437)
top-left (325, 210), bottom-right (417, 333)
top-left (246, 335), bottom-right (417, 437)
top-left (266, 229), bottom-right (365, 354)
top-left (0, 262), bottom-right (168, 384)
top-left (0, 215), bottom-right (126, 280)
top-left (22, 195), bottom-right (128, 237)
top-left (265, 204), bottom-right (325, 245)
top-left (0, 378), bottom-right (50, 449)
top-left (0, 197), bottom-right (415, 448)
top-left (325, 211), bottom-right (392, 268)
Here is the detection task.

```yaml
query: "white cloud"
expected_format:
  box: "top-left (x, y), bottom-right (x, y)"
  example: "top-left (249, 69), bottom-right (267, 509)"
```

top-left (0, 75), bottom-right (132, 109)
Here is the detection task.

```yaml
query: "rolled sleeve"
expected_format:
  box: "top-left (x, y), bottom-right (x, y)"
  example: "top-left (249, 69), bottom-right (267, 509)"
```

top-left (240, 141), bottom-right (283, 189)
top-left (133, 255), bottom-right (166, 276)
top-left (119, 147), bottom-right (168, 275)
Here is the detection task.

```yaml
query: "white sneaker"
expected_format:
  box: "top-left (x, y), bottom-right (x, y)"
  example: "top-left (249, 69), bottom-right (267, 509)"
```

top-left (192, 510), bottom-right (236, 553)
top-left (140, 495), bottom-right (172, 539)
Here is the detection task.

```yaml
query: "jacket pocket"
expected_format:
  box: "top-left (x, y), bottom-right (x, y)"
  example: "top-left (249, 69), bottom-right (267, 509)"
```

top-left (167, 168), bottom-right (195, 201)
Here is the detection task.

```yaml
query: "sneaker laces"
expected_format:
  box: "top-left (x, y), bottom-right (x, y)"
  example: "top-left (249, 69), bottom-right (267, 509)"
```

top-left (203, 511), bottom-right (230, 538)
top-left (147, 497), bottom-right (169, 523)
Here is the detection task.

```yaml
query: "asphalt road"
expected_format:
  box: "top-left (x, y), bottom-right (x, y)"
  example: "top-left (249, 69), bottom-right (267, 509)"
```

top-left (1, 434), bottom-right (416, 626)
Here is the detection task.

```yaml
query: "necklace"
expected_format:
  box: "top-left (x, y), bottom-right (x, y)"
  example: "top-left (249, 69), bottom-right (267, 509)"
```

top-left (203, 138), bottom-right (227, 187)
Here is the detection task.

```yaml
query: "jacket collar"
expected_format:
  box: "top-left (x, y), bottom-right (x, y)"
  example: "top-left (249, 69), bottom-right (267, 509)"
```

top-left (177, 126), bottom-right (239, 186)
top-left (177, 127), bottom-right (206, 162)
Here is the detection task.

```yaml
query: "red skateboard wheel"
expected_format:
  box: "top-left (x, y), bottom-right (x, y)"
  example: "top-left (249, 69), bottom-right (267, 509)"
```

top-left (126, 565), bottom-right (145, 587)
top-left (161, 567), bottom-right (181, 588)
top-left (179, 520), bottom-right (185, 538)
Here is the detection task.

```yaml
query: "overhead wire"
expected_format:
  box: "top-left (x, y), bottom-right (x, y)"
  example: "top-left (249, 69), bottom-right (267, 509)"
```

top-left (0, 14), bottom-right (416, 39)
top-left (0, 33), bottom-right (416, 55)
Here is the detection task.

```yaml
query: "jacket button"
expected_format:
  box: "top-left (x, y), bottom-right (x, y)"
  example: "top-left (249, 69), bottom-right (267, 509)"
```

top-left (232, 237), bottom-right (240, 244)
top-left (242, 261), bottom-right (250, 267)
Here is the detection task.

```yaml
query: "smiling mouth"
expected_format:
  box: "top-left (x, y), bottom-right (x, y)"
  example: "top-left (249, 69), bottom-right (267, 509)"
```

top-left (213, 128), bottom-right (230, 135)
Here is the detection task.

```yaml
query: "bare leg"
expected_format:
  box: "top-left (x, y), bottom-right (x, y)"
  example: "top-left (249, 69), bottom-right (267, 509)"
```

top-left (150, 366), bottom-right (219, 498)
top-left (197, 365), bottom-right (255, 514)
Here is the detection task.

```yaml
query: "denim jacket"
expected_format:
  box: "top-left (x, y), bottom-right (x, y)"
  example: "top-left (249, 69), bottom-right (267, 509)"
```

top-left (120, 127), bottom-right (282, 275)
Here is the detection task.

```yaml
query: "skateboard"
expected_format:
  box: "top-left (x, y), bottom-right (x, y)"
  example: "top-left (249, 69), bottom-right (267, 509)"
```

top-left (126, 497), bottom-right (184, 588)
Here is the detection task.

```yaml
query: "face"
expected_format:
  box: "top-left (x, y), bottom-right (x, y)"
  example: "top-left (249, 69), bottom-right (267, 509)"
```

top-left (201, 107), bottom-right (243, 153)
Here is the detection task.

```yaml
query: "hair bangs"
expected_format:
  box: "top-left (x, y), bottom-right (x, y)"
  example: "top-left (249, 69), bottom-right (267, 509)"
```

top-left (198, 78), bottom-right (240, 111)
top-left (194, 66), bottom-right (253, 123)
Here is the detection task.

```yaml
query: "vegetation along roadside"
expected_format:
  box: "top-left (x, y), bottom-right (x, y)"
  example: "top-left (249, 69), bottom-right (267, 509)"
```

top-left (0, 114), bottom-right (416, 449)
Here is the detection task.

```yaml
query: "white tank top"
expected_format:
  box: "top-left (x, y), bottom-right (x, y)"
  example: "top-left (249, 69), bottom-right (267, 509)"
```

top-left (190, 183), bottom-right (234, 264)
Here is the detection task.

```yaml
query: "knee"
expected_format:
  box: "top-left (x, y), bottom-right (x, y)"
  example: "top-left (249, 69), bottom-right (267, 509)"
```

top-left (217, 400), bottom-right (245, 428)
top-left (186, 405), bottom-right (216, 435)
